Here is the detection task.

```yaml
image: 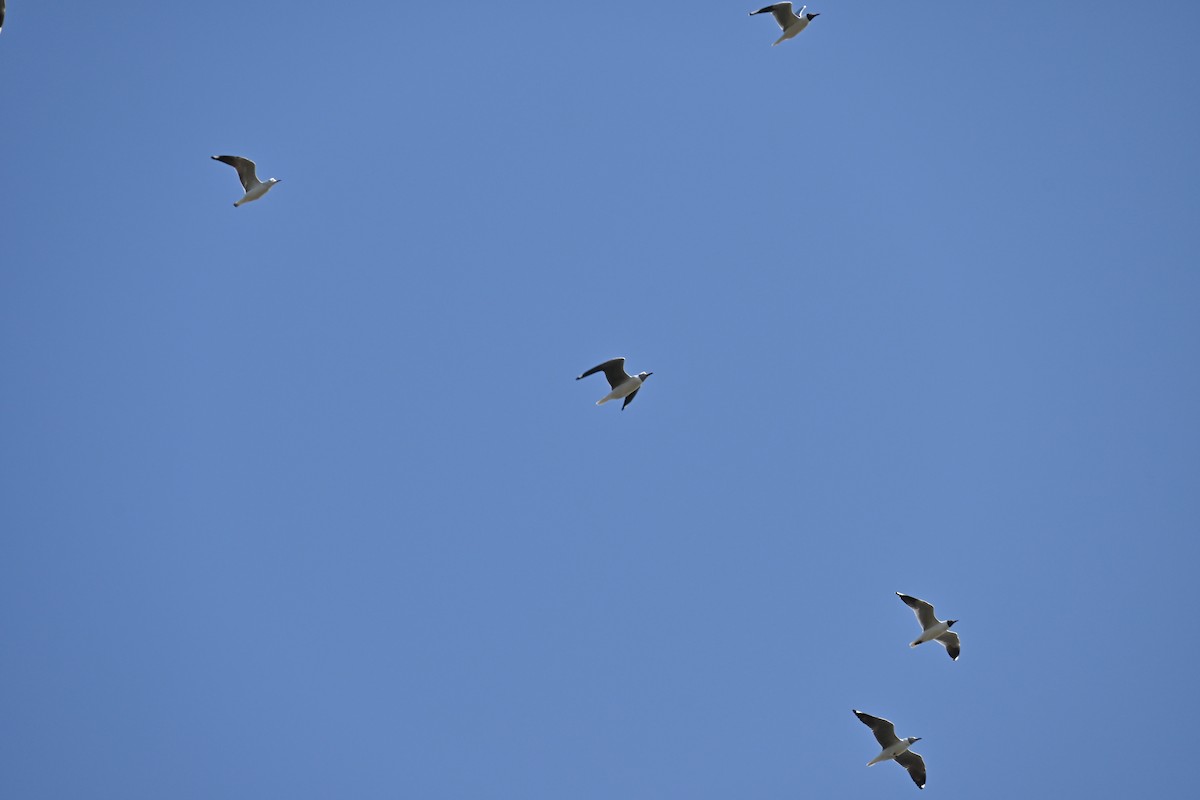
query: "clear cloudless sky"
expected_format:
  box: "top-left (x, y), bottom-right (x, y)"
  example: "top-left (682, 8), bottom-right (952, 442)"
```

top-left (2, 2), bottom-right (1198, 797)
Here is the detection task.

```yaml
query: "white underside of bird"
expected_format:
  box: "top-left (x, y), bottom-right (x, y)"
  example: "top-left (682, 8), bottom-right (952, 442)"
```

top-left (234, 181), bottom-right (277, 207)
top-left (773, 19), bottom-right (810, 46)
top-left (911, 620), bottom-right (952, 647)
top-left (596, 376), bottom-right (643, 405)
top-left (867, 738), bottom-right (917, 767)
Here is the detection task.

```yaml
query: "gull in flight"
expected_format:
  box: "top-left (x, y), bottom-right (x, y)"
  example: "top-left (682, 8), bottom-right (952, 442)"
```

top-left (853, 710), bottom-right (927, 790)
top-left (896, 592), bottom-right (961, 661)
top-left (210, 155), bottom-right (282, 207)
top-left (748, 3), bottom-right (820, 46)
top-left (576, 358), bottom-right (653, 410)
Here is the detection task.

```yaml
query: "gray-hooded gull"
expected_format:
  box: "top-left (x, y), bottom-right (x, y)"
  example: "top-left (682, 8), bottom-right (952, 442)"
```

top-left (211, 155), bottom-right (281, 207)
top-left (853, 710), bottom-right (927, 790)
top-left (576, 358), bottom-right (653, 410)
top-left (749, 3), bottom-right (819, 46)
top-left (896, 592), bottom-right (960, 661)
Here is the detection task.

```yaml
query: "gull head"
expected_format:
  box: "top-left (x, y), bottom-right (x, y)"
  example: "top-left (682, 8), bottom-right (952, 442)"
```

top-left (807, 12), bottom-right (820, 20)
top-left (907, 737), bottom-right (922, 744)
top-left (638, 371), bottom-right (653, 381)
top-left (947, 619), bottom-right (958, 627)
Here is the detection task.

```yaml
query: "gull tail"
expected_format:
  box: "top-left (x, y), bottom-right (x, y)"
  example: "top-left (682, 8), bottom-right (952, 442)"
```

top-left (596, 398), bottom-right (609, 406)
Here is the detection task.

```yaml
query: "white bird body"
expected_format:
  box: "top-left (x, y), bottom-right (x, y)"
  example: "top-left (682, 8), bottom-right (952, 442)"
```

top-left (911, 619), bottom-right (952, 647)
top-left (596, 375), bottom-right (644, 405)
top-left (749, 3), bottom-right (819, 46)
top-left (867, 737), bottom-right (917, 767)
top-left (211, 155), bottom-right (281, 207)
top-left (236, 180), bottom-right (278, 206)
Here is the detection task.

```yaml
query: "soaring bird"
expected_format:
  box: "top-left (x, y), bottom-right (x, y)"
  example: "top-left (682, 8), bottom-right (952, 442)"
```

top-left (748, 3), bottom-right (819, 46)
top-left (896, 592), bottom-right (961, 661)
top-left (853, 710), bottom-right (927, 790)
top-left (576, 358), bottom-right (652, 410)
top-left (210, 155), bottom-right (282, 207)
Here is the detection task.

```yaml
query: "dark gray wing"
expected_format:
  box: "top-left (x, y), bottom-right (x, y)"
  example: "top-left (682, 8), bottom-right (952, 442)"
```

top-left (895, 750), bottom-right (926, 789)
top-left (936, 631), bottom-right (960, 661)
top-left (211, 155), bottom-right (259, 191)
top-left (1, 0), bottom-right (6, 34)
top-left (897, 593), bottom-right (938, 630)
top-left (576, 357), bottom-right (628, 390)
top-left (621, 388), bottom-right (639, 410)
top-left (749, 3), bottom-right (795, 30)
top-left (853, 710), bottom-right (899, 748)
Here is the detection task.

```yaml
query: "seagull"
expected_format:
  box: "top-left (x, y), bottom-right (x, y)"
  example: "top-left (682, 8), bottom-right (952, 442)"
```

top-left (896, 592), bottom-right (960, 661)
top-left (748, 3), bottom-right (820, 46)
top-left (576, 358), bottom-right (652, 410)
top-left (210, 155), bottom-right (282, 207)
top-left (853, 710), bottom-right (927, 790)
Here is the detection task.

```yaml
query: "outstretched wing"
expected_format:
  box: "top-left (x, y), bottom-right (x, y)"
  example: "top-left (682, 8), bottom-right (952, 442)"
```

top-left (936, 631), bottom-right (960, 661)
top-left (211, 155), bottom-right (260, 192)
top-left (576, 357), bottom-right (628, 390)
top-left (895, 749), bottom-right (926, 789)
top-left (749, 3), bottom-right (795, 30)
top-left (897, 593), bottom-right (938, 630)
top-left (621, 388), bottom-right (640, 410)
top-left (853, 710), bottom-right (899, 748)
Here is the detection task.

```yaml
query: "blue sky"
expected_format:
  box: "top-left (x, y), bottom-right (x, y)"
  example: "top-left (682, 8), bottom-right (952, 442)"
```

top-left (2, 2), bottom-right (1198, 797)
